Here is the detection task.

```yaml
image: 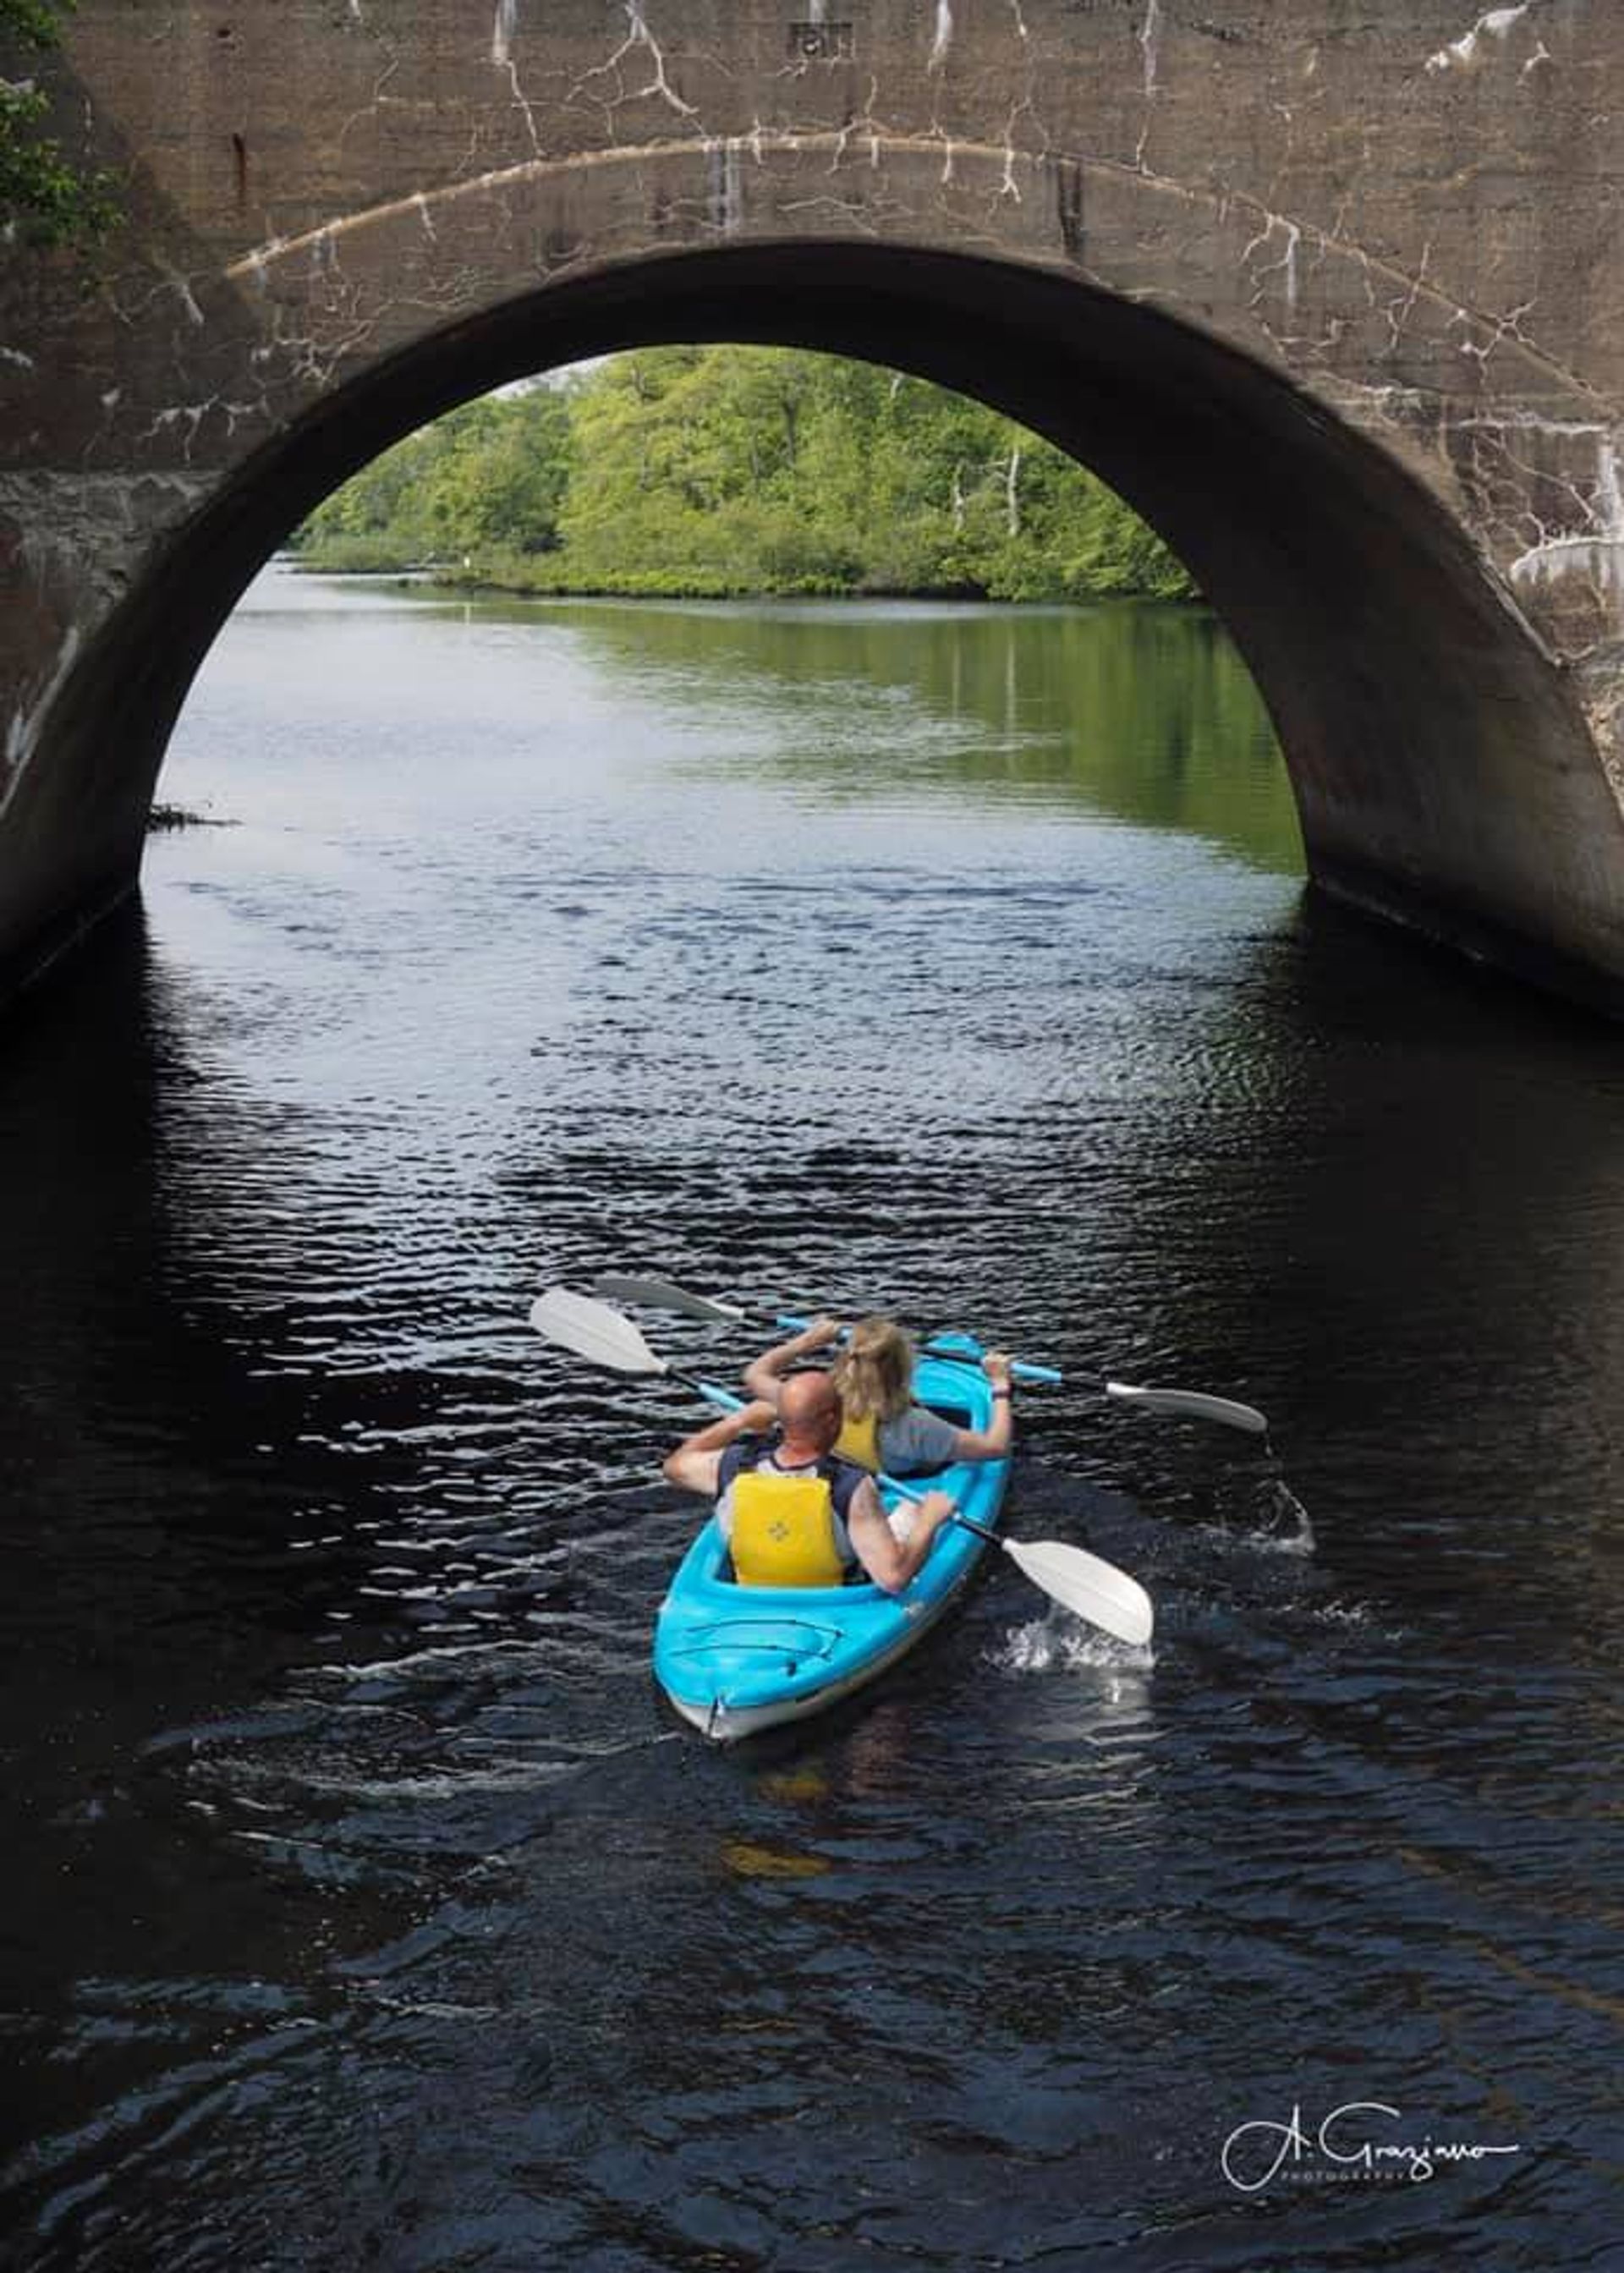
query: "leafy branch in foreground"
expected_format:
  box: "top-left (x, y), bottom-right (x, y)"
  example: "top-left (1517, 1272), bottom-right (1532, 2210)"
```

top-left (1, 0), bottom-right (118, 245)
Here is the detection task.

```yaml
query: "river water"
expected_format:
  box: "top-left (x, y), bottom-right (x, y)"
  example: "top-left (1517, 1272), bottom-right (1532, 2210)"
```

top-left (3, 567), bottom-right (1619, 2270)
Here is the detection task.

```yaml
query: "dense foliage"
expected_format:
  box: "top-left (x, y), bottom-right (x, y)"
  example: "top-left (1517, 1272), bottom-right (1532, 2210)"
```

top-left (0, 0), bottom-right (116, 244)
top-left (295, 348), bottom-right (1196, 602)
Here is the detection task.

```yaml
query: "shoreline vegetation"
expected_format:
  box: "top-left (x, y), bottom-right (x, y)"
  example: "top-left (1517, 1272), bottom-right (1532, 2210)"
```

top-left (291, 347), bottom-right (1197, 607)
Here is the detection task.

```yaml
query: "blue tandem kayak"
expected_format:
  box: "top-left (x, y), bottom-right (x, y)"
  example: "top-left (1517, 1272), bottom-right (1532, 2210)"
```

top-left (653, 1340), bottom-right (1012, 1740)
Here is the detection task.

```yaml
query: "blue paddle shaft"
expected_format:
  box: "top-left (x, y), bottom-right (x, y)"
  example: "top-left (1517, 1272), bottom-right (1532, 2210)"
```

top-left (774, 1312), bottom-right (1062, 1386)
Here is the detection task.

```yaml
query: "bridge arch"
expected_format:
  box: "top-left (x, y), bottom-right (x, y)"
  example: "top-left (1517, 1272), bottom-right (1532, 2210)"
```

top-left (8, 6), bottom-right (1624, 1010)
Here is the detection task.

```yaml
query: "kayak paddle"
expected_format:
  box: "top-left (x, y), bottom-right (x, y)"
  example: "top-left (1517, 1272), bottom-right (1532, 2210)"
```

top-left (589, 1274), bottom-right (1064, 1381)
top-left (684, 1375), bottom-right (1154, 1647)
top-left (530, 1287), bottom-right (1155, 1647)
top-left (588, 1271), bottom-right (1268, 1434)
top-left (1105, 1380), bottom-right (1268, 1436)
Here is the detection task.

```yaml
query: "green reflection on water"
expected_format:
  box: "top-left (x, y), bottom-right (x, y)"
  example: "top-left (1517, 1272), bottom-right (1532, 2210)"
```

top-left (418, 587), bottom-right (1304, 876)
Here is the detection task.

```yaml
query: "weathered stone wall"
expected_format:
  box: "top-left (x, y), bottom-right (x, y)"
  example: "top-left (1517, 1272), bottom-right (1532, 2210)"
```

top-left (7, 1), bottom-right (1624, 1006)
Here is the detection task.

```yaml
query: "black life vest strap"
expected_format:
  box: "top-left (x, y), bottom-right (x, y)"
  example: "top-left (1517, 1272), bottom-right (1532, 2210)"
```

top-left (716, 1434), bottom-right (864, 1525)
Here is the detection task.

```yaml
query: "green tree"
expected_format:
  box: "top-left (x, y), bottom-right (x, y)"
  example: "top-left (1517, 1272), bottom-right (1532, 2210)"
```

top-left (296, 348), bottom-right (1197, 601)
top-left (1, 0), bottom-right (117, 244)
top-left (557, 349), bottom-right (866, 590)
top-left (298, 384), bottom-right (574, 568)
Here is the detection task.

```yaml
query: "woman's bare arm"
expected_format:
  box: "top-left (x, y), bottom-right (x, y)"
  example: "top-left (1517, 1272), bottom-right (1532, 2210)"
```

top-left (741, 1315), bottom-right (842, 1408)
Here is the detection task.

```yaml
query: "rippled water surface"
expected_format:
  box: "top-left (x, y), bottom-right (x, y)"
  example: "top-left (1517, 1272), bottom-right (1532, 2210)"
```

top-left (3, 570), bottom-right (1621, 2270)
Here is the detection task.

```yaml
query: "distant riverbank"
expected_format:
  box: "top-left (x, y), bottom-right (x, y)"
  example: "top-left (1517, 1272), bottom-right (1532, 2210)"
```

top-left (291, 344), bottom-right (1197, 605)
top-left (288, 548), bottom-right (1203, 606)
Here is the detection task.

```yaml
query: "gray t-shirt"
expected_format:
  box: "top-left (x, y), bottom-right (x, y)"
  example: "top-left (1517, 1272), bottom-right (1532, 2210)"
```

top-left (878, 1405), bottom-right (962, 1475)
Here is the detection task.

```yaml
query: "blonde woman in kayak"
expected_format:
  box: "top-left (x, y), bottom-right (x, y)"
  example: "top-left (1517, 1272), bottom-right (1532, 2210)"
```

top-left (743, 1314), bottom-right (1015, 1477)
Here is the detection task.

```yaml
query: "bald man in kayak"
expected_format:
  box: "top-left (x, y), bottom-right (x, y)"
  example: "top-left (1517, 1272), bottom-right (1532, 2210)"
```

top-left (662, 1370), bottom-right (957, 1595)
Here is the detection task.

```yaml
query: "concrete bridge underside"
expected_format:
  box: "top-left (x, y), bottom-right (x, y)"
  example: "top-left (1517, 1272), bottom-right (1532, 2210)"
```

top-left (8, 1), bottom-right (1624, 1011)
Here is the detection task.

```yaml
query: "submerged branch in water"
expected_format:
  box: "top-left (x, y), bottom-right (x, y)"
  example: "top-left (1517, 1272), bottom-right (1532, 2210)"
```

top-left (146, 803), bottom-right (235, 832)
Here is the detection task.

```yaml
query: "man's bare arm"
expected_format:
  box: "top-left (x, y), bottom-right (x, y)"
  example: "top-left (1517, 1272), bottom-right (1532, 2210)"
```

top-left (662, 1398), bottom-right (778, 1496)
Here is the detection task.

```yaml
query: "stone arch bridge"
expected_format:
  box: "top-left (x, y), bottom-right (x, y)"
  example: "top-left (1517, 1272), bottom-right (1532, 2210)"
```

top-left (8, 0), bottom-right (1624, 1010)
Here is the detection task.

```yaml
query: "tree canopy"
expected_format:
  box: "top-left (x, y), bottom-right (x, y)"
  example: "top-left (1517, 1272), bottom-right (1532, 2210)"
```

top-left (294, 348), bottom-right (1196, 603)
top-left (299, 389), bottom-right (575, 566)
top-left (0, 0), bottom-right (116, 244)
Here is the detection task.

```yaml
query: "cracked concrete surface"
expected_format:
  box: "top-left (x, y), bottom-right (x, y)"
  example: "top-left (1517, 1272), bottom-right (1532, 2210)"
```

top-left (7, 1), bottom-right (1624, 1007)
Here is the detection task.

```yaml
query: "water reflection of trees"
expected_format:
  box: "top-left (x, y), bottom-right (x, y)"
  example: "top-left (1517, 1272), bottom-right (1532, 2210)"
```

top-left (451, 595), bottom-right (1303, 875)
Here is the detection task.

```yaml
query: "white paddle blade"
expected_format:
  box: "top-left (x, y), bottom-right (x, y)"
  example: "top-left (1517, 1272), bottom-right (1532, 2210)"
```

top-left (1106, 1380), bottom-right (1269, 1436)
top-left (589, 1274), bottom-right (748, 1324)
top-left (529, 1288), bottom-right (667, 1376)
top-left (1001, 1538), bottom-right (1155, 1647)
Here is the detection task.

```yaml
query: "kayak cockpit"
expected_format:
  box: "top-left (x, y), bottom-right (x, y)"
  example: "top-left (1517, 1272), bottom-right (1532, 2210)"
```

top-left (653, 1347), bottom-right (1012, 1738)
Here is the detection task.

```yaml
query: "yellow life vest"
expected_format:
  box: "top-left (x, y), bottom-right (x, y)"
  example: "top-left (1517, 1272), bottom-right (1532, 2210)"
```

top-left (730, 1466), bottom-right (848, 1589)
top-left (831, 1407), bottom-right (882, 1473)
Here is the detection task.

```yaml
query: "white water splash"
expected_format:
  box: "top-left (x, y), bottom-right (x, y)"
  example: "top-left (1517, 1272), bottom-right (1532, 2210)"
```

top-left (989, 1615), bottom-right (1156, 1675)
top-left (1243, 1477), bottom-right (1315, 1556)
top-left (1204, 1467), bottom-right (1314, 1556)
